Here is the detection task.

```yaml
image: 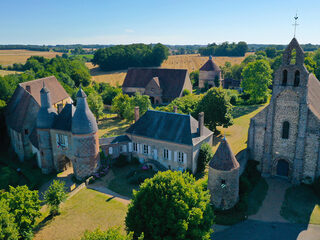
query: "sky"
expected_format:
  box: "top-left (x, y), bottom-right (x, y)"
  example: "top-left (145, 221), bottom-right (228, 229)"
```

top-left (0, 0), bottom-right (319, 45)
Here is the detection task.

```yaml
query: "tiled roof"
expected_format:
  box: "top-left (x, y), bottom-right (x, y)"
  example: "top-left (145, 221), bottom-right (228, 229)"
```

top-left (126, 110), bottom-right (213, 146)
top-left (308, 73), bottom-right (320, 119)
top-left (209, 138), bottom-right (239, 171)
top-left (123, 68), bottom-right (189, 99)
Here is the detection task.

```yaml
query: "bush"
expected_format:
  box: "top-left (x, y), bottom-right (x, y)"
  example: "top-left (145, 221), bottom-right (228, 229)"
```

top-left (182, 89), bottom-right (191, 96)
top-left (197, 143), bottom-right (213, 174)
top-left (0, 167), bottom-right (19, 190)
top-left (114, 154), bottom-right (128, 168)
top-left (230, 95), bottom-right (238, 105)
top-left (127, 170), bottom-right (156, 185)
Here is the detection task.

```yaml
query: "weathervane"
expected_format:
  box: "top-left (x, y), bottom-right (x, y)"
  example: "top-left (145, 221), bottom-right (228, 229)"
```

top-left (293, 13), bottom-right (299, 38)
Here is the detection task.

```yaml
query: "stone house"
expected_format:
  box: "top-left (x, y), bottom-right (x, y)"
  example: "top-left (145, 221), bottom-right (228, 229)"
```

top-left (247, 38), bottom-right (320, 183)
top-left (6, 76), bottom-right (72, 162)
top-left (6, 77), bottom-right (100, 180)
top-left (199, 56), bottom-right (222, 88)
top-left (208, 138), bottom-right (239, 210)
top-left (122, 68), bottom-right (192, 104)
top-left (100, 109), bottom-right (213, 173)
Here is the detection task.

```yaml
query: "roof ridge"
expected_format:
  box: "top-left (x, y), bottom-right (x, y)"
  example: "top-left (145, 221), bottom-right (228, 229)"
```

top-left (19, 76), bottom-right (55, 86)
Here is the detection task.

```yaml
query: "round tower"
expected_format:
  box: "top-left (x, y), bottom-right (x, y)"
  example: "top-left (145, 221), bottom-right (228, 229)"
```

top-left (207, 137), bottom-right (240, 210)
top-left (71, 88), bottom-right (99, 180)
top-left (37, 83), bottom-right (57, 174)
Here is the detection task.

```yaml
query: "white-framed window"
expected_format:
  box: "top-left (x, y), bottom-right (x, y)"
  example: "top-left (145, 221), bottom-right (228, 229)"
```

top-left (178, 152), bottom-right (184, 163)
top-left (163, 149), bottom-right (169, 160)
top-left (133, 143), bottom-right (138, 152)
top-left (143, 144), bottom-right (148, 155)
top-left (56, 134), bottom-right (68, 149)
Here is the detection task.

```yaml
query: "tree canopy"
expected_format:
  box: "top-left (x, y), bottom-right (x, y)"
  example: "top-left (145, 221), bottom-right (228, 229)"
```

top-left (81, 227), bottom-right (143, 240)
top-left (0, 199), bottom-right (19, 240)
top-left (92, 43), bottom-right (169, 71)
top-left (199, 41), bottom-right (248, 57)
top-left (44, 180), bottom-right (68, 215)
top-left (241, 59), bottom-right (273, 103)
top-left (125, 171), bottom-right (214, 240)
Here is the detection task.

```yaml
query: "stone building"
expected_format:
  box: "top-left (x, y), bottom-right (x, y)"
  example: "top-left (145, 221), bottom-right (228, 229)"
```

top-left (208, 138), bottom-right (239, 210)
top-left (122, 68), bottom-right (192, 104)
top-left (6, 76), bottom-right (72, 162)
top-left (100, 108), bottom-right (213, 173)
top-left (199, 56), bottom-right (222, 88)
top-left (6, 76), bottom-right (100, 180)
top-left (247, 38), bottom-right (320, 183)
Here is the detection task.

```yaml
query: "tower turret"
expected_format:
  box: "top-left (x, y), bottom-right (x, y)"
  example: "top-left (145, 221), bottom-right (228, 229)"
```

top-left (207, 137), bottom-right (240, 210)
top-left (71, 88), bottom-right (100, 180)
top-left (36, 83), bottom-right (57, 174)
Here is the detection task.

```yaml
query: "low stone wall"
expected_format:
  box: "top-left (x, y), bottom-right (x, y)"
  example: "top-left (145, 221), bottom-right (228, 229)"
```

top-left (67, 182), bottom-right (86, 199)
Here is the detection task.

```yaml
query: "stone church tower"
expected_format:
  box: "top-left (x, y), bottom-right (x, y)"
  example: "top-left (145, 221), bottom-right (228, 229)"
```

top-left (208, 138), bottom-right (239, 210)
top-left (248, 38), bottom-right (320, 183)
top-left (36, 84), bottom-right (57, 174)
top-left (71, 88), bottom-right (100, 180)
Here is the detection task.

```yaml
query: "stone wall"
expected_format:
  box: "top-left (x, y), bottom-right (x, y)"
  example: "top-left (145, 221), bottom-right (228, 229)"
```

top-left (38, 129), bottom-right (54, 174)
top-left (199, 71), bottom-right (221, 88)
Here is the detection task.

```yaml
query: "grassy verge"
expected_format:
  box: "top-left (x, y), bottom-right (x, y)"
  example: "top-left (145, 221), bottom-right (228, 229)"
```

top-left (34, 188), bottom-right (128, 240)
top-left (281, 184), bottom-right (320, 224)
top-left (98, 117), bottom-right (131, 138)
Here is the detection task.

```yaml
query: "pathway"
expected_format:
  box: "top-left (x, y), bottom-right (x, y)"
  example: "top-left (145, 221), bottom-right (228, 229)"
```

top-left (249, 177), bottom-right (291, 222)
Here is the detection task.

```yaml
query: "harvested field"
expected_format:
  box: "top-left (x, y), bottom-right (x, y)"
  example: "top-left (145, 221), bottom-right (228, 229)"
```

top-left (0, 49), bottom-right (62, 66)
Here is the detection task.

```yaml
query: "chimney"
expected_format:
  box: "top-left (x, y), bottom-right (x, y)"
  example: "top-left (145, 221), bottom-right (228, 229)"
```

top-left (198, 112), bottom-right (204, 137)
top-left (26, 85), bottom-right (31, 94)
top-left (134, 106), bottom-right (140, 122)
top-left (57, 103), bottom-right (63, 114)
top-left (173, 106), bottom-right (178, 113)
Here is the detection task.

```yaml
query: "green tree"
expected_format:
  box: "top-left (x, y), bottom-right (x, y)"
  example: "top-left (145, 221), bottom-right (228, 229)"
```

top-left (126, 171), bottom-right (214, 240)
top-left (87, 93), bottom-right (104, 120)
top-left (190, 70), bottom-right (199, 88)
top-left (196, 87), bottom-right (233, 132)
top-left (0, 199), bottom-right (19, 240)
top-left (2, 185), bottom-right (41, 239)
top-left (151, 43), bottom-right (169, 66)
top-left (81, 227), bottom-right (143, 240)
top-left (241, 59), bottom-right (273, 103)
top-left (197, 143), bottom-right (214, 174)
top-left (265, 47), bottom-right (277, 58)
top-left (214, 75), bottom-right (220, 87)
top-left (111, 93), bottom-right (131, 118)
top-left (44, 180), bottom-right (68, 215)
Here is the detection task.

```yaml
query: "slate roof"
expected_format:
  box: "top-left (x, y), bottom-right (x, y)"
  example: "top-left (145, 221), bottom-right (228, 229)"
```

top-left (123, 68), bottom-right (189, 99)
top-left (307, 73), bottom-right (320, 119)
top-left (53, 103), bottom-right (75, 131)
top-left (209, 138), bottom-right (240, 171)
top-left (200, 58), bottom-right (221, 71)
top-left (99, 135), bottom-right (131, 146)
top-left (126, 110), bottom-right (213, 146)
top-left (6, 76), bottom-right (70, 132)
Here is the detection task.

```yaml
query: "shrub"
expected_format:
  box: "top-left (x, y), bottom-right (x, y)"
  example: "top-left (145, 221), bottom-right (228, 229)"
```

top-left (197, 143), bottom-right (214, 174)
top-left (0, 167), bottom-right (19, 190)
top-left (114, 154), bottom-right (128, 168)
top-left (182, 89), bottom-right (191, 96)
top-left (230, 95), bottom-right (238, 105)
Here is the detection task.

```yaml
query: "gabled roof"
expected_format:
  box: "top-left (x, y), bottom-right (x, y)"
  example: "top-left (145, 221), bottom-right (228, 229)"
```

top-left (209, 138), bottom-right (239, 171)
top-left (53, 103), bottom-right (75, 131)
top-left (307, 73), bottom-right (320, 119)
top-left (6, 76), bottom-right (70, 132)
top-left (200, 58), bottom-right (221, 71)
top-left (126, 110), bottom-right (213, 146)
top-left (123, 68), bottom-right (189, 99)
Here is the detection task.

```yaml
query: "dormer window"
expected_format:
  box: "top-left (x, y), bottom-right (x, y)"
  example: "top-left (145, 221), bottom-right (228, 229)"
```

top-left (294, 70), bottom-right (300, 87)
top-left (282, 70), bottom-right (288, 86)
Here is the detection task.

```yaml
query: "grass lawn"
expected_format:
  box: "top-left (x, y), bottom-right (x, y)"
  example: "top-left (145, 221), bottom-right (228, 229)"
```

top-left (280, 184), bottom-right (320, 224)
top-left (214, 103), bottom-right (268, 155)
top-left (247, 178), bottom-right (269, 215)
top-left (98, 116), bottom-right (132, 138)
top-left (34, 188), bottom-right (128, 240)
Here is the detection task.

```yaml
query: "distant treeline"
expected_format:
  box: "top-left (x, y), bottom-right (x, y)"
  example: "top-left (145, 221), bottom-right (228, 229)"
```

top-left (199, 42), bottom-right (248, 57)
top-left (92, 43), bottom-right (169, 71)
top-left (0, 45), bottom-right (50, 51)
top-left (248, 43), bottom-right (320, 52)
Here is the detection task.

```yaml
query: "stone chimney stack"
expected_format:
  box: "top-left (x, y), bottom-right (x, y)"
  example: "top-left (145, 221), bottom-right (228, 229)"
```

top-left (26, 85), bottom-right (31, 94)
top-left (199, 112), bottom-right (204, 137)
top-left (134, 106), bottom-right (140, 122)
top-left (173, 106), bottom-right (178, 113)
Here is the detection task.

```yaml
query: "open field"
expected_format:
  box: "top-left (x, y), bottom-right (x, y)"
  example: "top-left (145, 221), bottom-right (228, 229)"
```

top-left (34, 188), bottom-right (128, 240)
top-left (0, 49), bottom-right (62, 66)
top-left (0, 69), bottom-right (22, 76)
top-left (86, 53), bottom-right (253, 86)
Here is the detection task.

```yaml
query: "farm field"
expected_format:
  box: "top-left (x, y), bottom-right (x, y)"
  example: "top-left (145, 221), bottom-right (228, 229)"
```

top-left (33, 188), bottom-right (128, 240)
top-left (0, 69), bottom-right (22, 76)
top-left (86, 53), bottom-right (253, 86)
top-left (0, 49), bottom-right (62, 66)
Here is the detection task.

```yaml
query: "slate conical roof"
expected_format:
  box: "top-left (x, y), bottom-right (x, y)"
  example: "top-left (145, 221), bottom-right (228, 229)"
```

top-left (200, 57), bottom-right (221, 71)
top-left (209, 137), bottom-right (239, 171)
top-left (37, 83), bottom-right (57, 129)
top-left (72, 88), bottom-right (98, 135)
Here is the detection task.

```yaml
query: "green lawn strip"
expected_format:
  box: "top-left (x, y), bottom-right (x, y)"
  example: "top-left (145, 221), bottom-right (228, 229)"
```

top-left (280, 184), bottom-right (320, 224)
top-left (247, 178), bottom-right (268, 216)
top-left (34, 188), bottom-right (128, 240)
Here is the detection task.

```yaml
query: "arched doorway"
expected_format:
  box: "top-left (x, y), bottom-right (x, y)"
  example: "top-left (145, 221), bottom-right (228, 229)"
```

top-left (58, 155), bottom-right (72, 171)
top-left (276, 159), bottom-right (289, 177)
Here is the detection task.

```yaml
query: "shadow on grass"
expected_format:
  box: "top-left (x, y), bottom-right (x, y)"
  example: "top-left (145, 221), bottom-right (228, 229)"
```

top-left (106, 196), bottom-right (116, 202)
top-left (232, 104), bottom-right (263, 119)
top-left (33, 213), bottom-right (55, 234)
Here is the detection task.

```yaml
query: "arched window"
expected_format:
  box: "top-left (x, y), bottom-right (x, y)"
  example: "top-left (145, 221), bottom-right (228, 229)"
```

top-left (282, 121), bottom-right (290, 139)
top-left (294, 70), bottom-right (300, 87)
top-left (282, 70), bottom-right (288, 86)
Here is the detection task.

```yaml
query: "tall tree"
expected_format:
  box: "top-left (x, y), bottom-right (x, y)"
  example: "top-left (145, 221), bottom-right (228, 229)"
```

top-left (241, 59), bottom-right (273, 103)
top-left (44, 180), bottom-right (68, 215)
top-left (126, 171), bottom-right (214, 240)
top-left (0, 199), bottom-right (19, 240)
